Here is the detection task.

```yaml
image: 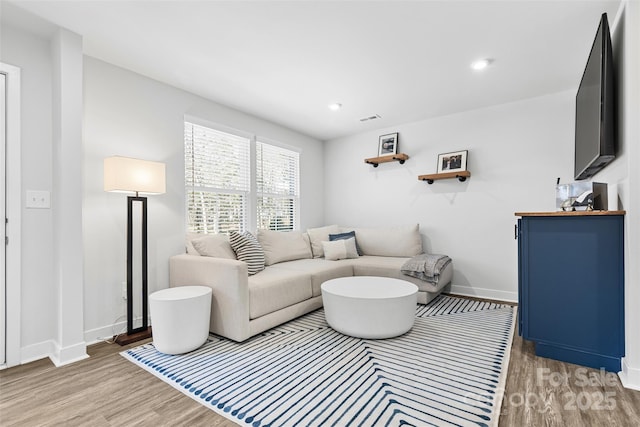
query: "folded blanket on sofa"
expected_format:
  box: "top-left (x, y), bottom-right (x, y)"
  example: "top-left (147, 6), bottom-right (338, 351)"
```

top-left (401, 253), bottom-right (452, 283)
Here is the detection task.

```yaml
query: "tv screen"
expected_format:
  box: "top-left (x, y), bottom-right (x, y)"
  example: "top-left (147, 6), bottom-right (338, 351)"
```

top-left (574, 13), bottom-right (615, 180)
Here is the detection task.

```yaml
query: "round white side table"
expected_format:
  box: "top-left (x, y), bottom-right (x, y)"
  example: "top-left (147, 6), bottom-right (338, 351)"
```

top-left (150, 285), bottom-right (212, 354)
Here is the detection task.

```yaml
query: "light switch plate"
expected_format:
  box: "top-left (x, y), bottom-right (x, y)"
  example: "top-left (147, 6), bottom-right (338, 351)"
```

top-left (26, 190), bottom-right (51, 209)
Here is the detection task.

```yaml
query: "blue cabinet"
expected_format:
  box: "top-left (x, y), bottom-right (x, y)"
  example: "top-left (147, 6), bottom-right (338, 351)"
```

top-left (516, 212), bottom-right (625, 371)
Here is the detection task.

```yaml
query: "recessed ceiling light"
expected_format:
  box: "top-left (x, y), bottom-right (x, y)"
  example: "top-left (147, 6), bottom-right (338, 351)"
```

top-left (328, 103), bottom-right (342, 111)
top-left (471, 58), bottom-right (493, 71)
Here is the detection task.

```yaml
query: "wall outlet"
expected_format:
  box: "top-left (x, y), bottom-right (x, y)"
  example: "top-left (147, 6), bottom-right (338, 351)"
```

top-left (121, 281), bottom-right (127, 300)
top-left (26, 190), bottom-right (51, 209)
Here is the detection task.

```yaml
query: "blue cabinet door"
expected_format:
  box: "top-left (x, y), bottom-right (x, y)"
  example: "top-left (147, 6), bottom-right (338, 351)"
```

top-left (518, 214), bottom-right (624, 371)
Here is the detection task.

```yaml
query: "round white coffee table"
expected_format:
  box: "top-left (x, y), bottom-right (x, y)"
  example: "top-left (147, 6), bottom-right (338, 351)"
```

top-left (321, 276), bottom-right (418, 339)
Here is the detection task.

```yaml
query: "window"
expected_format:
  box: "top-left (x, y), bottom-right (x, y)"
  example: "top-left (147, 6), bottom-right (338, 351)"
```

top-left (257, 141), bottom-right (300, 231)
top-left (185, 120), bottom-right (300, 234)
top-left (185, 122), bottom-right (250, 233)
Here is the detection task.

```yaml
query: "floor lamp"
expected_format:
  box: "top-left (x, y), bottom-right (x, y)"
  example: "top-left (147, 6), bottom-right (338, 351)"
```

top-left (104, 156), bottom-right (166, 345)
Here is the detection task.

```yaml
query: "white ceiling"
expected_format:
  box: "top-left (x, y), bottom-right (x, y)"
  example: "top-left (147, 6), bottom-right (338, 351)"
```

top-left (3, 0), bottom-right (622, 141)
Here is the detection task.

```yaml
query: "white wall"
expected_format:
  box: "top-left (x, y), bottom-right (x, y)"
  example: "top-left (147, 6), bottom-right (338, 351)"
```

top-left (2, 22), bottom-right (88, 366)
top-left (51, 28), bottom-right (87, 366)
top-left (598, 0), bottom-right (640, 391)
top-left (324, 91), bottom-right (575, 301)
top-left (82, 57), bottom-right (325, 343)
top-left (0, 24), bottom-right (58, 359)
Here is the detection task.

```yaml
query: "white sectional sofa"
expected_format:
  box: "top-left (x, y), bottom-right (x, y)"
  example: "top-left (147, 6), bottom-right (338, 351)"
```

top-left (169, 224), bottom-right (452, 342)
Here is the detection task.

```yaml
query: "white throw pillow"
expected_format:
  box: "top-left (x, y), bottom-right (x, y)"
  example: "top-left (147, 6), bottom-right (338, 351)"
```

top-left (191, 234), bottom-right (237, 259)
top-left (306, 225), bottom-right (340, 258)
top-left (257, 229), bottom-right (313, 266)
top-left (322, 237), bottom-right (359, 261)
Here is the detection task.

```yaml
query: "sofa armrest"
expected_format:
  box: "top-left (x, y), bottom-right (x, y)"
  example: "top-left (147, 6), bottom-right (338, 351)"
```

top-left (169, 254), bottom-right (250, 341)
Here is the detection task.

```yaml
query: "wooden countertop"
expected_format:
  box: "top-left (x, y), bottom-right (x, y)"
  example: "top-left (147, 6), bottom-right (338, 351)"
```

top-left (515, 210), bottom-right (626, 217)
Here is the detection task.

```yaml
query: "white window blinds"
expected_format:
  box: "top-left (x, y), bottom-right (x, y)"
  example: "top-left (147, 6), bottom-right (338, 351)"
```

top-left (185, 120), bottom-right (300, 234)
top-left (185, 122), bottom-right (250, 233)
top-left (257, 141), bottom-right (300, 231)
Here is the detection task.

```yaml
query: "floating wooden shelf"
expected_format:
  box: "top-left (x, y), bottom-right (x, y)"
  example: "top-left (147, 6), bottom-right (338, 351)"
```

top-left (364, 153), bottom-right (409, 167)
top-left (418, 170), bottom-right (471, 184)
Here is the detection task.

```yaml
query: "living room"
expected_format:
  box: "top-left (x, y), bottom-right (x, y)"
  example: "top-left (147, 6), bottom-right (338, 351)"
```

top-left (1, 0), bottom-right (640, 425)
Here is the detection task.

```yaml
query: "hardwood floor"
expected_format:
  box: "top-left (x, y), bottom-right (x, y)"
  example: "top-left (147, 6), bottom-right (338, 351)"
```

top-left (500, 332), bottom-right (640, 426)
top-left (0, 339), bottom-right (231, 427)
top-left (2, 325), bottom-right (640, 426)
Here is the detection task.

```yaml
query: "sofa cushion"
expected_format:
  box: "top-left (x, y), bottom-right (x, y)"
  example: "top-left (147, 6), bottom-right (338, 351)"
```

top-left (191, 234), bottom-right (237, 259)
top-left (185, 232), bottom-right (202, 255)
top-left (349, 256), bottom-right (448, 293)
top-left (322, 238), bottom-right (359, 261)
top-left (270, 259), bottom-right (354, 297)
top-left (351, 224), bottom-right (422, 257)
top-left (258, 229), bottom-right (313, 266)
top-left (306, 224), bottom-right (340, 258)
top-left (307, 224), bottom-right (340, 258)
top-left (229, 231), bottom-right (265, 275)
top-left (248, 268), bottom-right (312, 319)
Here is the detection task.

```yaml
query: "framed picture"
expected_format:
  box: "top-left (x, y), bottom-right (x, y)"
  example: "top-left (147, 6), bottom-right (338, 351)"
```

top-left (378, 133), bottom-right (398, 156)
top-left (437, 150), bottom-right (468, 173)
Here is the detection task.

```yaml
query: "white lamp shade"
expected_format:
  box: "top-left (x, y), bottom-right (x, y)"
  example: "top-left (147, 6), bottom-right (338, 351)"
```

top-left (104, 156), bottom-right (166, 195)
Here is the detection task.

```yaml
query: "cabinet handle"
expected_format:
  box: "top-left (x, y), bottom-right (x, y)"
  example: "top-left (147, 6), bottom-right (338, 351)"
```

top-left (514, 224), bottom-right (518, 240)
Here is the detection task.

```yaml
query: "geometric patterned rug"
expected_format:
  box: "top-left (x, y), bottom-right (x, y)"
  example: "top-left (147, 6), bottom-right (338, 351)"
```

top-left (122, 295), bottom-right (516, 427)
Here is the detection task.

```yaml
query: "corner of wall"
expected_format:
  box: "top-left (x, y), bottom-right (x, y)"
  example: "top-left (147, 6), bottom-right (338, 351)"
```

top-left (51, 27), bottom-right (86, 363)
top-left (50, 340), bottom-right (89, 367)
top-left (619, 357), bottom-right (640, 391)
top-left (20, 339), bottom-right (88, 367)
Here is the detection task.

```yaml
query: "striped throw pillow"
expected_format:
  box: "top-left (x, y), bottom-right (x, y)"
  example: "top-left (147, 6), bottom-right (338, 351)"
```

top-left (229, 231), bottom-right (265, 275)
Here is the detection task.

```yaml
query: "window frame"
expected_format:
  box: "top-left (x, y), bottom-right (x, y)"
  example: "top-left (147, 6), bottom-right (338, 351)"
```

top-left (184, 116), bottom-right (301, 234)
top-left (256, 137), bottom-right (301, 231)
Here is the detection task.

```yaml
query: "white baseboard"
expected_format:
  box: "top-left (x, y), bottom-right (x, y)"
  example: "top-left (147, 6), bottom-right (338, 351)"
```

top-left (84, 316), bottom-right (150, 346)
top-left (20, 319), bottom-right (146, 366)
top-left (51, 341), bottom-right (89, 367)
top-left (84, 321), bottom-right (127, 345)
top-left (619, 357), bottom-right (640, 391)
top-left (20, 340), bottom-right (57, 365)
top-left (21, 339), bottom-right (88, 367)
top-left (448, 284), bottom-right (518, 303)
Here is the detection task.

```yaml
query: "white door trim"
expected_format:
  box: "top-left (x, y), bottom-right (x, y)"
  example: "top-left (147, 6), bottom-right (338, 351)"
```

top-left (1, 62), bottom-right (21, 368)
top-left (0, 72), bottom-right (5, 365)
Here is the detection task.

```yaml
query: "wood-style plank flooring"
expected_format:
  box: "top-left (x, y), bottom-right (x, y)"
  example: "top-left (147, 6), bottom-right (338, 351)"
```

top-left (2, 313), bottom-right (639, 426)
top-left (501, 332), bottom-right (640, 426)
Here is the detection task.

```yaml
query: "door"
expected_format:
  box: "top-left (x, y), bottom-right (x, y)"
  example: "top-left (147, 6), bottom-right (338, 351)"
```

top-left (0, 72), bottom-right (6, 365)
top-left (0, 62), bottom-right (20, 368)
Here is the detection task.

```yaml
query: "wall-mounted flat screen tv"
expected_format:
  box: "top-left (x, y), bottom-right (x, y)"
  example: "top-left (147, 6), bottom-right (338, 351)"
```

top-left (574, 13), bottom-right (615, 181)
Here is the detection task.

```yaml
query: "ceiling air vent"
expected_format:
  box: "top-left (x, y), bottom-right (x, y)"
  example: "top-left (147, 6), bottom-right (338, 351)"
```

top-left (359, 114), bottom-right (381, 122)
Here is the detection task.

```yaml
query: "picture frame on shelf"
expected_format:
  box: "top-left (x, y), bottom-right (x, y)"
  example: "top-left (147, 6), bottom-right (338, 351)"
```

top-left (437, 150), bottom-right (468, 173)
top-left (378, 133), bottom-right (398, 156)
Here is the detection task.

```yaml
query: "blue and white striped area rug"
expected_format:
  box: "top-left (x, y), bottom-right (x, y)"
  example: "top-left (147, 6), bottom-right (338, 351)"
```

top-left (123, 295), bottom-right (516, 427)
